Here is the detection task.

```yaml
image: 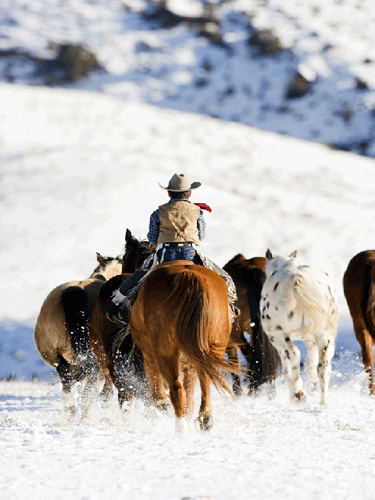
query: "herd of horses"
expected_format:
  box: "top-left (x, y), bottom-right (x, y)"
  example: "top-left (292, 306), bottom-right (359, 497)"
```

top-left (33, 230), bottom-right (375, 432)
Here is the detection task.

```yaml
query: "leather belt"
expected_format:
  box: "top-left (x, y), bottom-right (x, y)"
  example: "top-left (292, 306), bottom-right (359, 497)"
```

top-left (162, 242), bottom-right (194, 248)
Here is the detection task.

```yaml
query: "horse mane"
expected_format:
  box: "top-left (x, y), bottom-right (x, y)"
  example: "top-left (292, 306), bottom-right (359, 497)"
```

top-left (225, 253), bottom-right (246, 266)
top-left (91, 255), bottom-right (122, 280)
top-left (89, 273), bottom-right (106, 281)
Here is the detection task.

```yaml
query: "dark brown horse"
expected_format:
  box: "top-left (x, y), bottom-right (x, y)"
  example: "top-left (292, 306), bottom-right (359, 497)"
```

top-left (34, 253), bottom-right (122, 417)
top-left (89, 229), bottom-right (155, 407)
top-left (223, 254), bottom-right (280, 395)
top-left (130, 260), bottom-right (237, 433)
top-left (343, 250), bottom-right (375, 394)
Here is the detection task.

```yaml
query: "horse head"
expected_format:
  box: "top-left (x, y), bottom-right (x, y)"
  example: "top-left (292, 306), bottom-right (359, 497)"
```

top-left (91, 253), bottom-right (123, 280)
top-left (265, 249), bottom-right (299, 276)
top-left (122, 229), bottom-right (155, 273)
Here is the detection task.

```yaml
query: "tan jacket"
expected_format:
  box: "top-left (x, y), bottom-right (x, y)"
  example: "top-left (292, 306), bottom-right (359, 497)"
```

top-left (158, 201), bottom-right (200, 245)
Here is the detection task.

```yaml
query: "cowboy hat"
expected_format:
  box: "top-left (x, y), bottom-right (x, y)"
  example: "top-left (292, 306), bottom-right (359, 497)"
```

top-left (159, 173), bottom-right (201, 192)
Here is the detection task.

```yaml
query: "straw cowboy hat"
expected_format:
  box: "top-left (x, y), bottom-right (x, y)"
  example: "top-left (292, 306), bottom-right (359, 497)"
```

top-left (159, 173), bottom-right (201, 192)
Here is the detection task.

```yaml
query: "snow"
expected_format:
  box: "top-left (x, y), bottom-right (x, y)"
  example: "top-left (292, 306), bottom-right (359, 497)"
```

top-left (1, 0), bottom-right (375, 497)
top-left (0, 0), bottom-right (375, 155)
top-left (1, 81), bottom-right (375, 499)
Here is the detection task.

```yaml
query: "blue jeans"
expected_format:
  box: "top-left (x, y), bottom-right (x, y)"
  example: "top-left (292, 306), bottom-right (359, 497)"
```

top-left (156, 246), bottom-right (201, 264)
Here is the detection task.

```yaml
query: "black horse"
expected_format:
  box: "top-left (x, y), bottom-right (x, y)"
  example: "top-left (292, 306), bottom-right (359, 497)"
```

top-left (224, 254), bottom-right (280, 395)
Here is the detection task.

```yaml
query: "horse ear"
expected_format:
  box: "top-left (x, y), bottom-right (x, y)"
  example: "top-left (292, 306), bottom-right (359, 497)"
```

top-left (289, 250), bottom-right (298, 258)
top-left (266, 249), bottom-right (273, 260)
top-left (125, 229), bottom-right (132, 244)
top-left (96, 252), bottom-right (105, 264)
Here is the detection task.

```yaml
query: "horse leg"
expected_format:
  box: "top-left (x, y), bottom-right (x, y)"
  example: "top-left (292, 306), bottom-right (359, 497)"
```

top-left (353, 319), bottom-right (375, 394)
top-left (150, 373), bottom-right (170, 411)
top-left (182, 365), bottom-right (197, 420)
top-left (143, 357), bottom-right (169, 410)
top-left (98, 376), bottom-right (114, 408)
top-left (196, 368), bottom-right (213, 431)
top-left (316, 335), bottom-right (335, 405)
top-left (304, 339), bottom-right (320, 394)
top-left (108, 352), bottom-right (134, 411)
top-left (79, 361), bottom-right (100, 418)
top-left (226, 344), bottom-right (242, 396)
top-left (56, 357), bottom-right (77, 415)
top-left (274, 337), bottom-right (305, 402)
top-left (158, 355), bottom-right (187, 434)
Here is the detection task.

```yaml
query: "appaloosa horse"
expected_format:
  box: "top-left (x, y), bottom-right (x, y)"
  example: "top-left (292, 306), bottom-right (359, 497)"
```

top-left (89, 229), bottom-right (155, 408)
top-left (130, 261), bottom-right (237, 433)
top-left (34, 253), bottom-right (122, 416)
top-left (261, 250), bottom-right (338, 405)
top-left (224, 254), bottom-right (280, 395)
top-left (343, 250), bottom-right (375, 394)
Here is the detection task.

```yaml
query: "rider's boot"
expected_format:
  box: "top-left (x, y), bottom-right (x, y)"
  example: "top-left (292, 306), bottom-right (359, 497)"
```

top-left (106, 302), bottom-right (130, 328)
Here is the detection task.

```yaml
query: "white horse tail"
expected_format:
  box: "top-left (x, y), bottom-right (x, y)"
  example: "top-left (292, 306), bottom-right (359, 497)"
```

top-left (291, 270), bottom-right (337, 335)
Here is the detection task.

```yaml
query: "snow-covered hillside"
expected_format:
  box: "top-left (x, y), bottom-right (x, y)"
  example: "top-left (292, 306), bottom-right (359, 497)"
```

top-left (0, 0), bottom-right (374, 156)
top-left (1, 81), bottom-right (374, 379)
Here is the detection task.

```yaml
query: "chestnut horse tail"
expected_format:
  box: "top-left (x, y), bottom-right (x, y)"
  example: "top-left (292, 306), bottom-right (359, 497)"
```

top-left (60, 286), bottom-right (91, 361)
top-left (364, 259), bottom-right (375, 339)
top-left (169, 270), bottom-right (233, 394)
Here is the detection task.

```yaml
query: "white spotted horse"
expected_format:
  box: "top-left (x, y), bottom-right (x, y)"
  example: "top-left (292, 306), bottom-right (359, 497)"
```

top-left (260, 250), bottom-right (338, 405)
top-left (34, 252), bottom-right (122, 417)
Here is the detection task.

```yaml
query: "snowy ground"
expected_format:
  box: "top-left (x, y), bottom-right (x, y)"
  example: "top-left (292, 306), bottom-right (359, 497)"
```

top-left (1, 82), bottom-right (375, 498)
top-left (1, 370), bottom-right (375, 500)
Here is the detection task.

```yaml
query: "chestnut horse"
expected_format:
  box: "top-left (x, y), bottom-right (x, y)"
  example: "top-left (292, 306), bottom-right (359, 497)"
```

top-left (34, 253), bottom-right (122, 416)
top-left (343, 250), bottom-right (375, 394)
top-left (224, 254), bottom-right (280, 395)
top-left (130, 261), bottom-right (236, 434)
top-left (90, 229), bottom-right (155, 408)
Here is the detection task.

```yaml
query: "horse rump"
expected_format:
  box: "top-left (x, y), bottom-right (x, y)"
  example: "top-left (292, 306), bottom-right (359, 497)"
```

top-left (168, 269), bottom-right (236, 393)
top-left (363, 257), bottom-right (375, 339)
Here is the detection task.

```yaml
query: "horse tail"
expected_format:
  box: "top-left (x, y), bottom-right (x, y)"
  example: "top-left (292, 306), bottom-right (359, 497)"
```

top-left (291, 271), bottom-right (338, 335)
top-left (170, 270), bottom-right (234, 394)
top-left (364, 259), bottom-right (375, 338)
top-left (60, 286), bottom-right (91, 361)
top-left (246, 268), bottom-right (280, 388)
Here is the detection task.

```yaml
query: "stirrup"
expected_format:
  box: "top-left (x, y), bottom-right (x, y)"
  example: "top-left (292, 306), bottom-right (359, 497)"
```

top-left (230, 303), bottom-right (240, 322)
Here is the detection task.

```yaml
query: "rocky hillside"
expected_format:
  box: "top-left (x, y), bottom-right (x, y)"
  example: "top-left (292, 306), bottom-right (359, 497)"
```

top-left (0, 0), bottom-right (374, 156)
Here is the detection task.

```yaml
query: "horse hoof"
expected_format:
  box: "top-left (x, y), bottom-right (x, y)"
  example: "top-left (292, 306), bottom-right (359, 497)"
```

top-left (233, 385), bottom-right (242, 398)
top-left (195, 415), bottom-right (213, 432)
top-left (64, 405), bottom-right (78, 416)
top-left (306, 381), bottom-right (319, 394)
top-left (175, 417), bottom-right (187, 434)
top-left (154, 396), bottom-right (171, 412)
top-left (294, 391), bottom-right (306, 403)
top-left (100, 398), bottom-right (112, 409)
top-left (156, 403), bottom-right (170, 413)
top-left (119, 399), bottom-right (133, 413)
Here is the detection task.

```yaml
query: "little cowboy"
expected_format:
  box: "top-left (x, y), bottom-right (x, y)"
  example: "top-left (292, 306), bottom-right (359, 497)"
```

top-left (108, 173), bottom-right (238, 325)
